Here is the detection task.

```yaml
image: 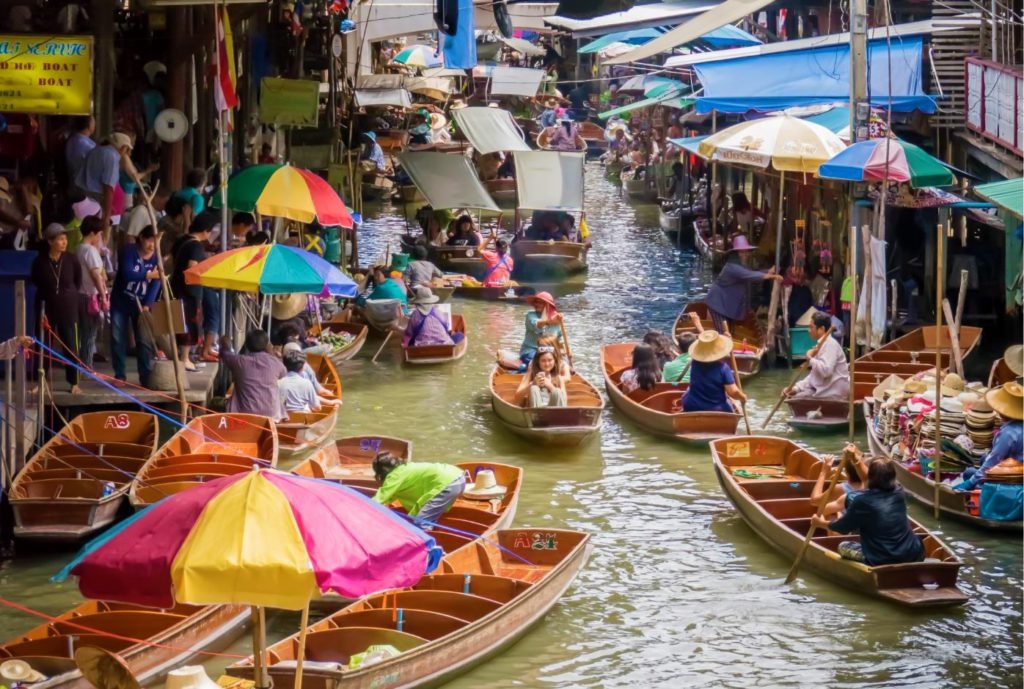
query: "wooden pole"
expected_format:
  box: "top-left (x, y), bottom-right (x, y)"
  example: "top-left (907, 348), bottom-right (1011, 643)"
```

top-left (710, 111), bottom-right (718, 252)
top-left (558, 321), bottom-right (574, 372)
top-left (953, 268), bottom-right (968, 330)
top-left (848, 226), bottom-right (859, 442)
top-left (371, 330), bottom-right (393, 364)
top-left (942, 299), bottom-right (964, 379)
top-left (251, 606), bottom-right (268, 689)
top-left (293, 603), bottom-right (310, 689)
top-left (765, 171), bottom-right (785, 355)
top-left (13, 281), bottom-right (26, 473)
top-left (933, 222), bottom-right (945, 520)
top-left (785, 446), bottom-right (853, 584)
top-left (723, 323), bottom-right (751, 435)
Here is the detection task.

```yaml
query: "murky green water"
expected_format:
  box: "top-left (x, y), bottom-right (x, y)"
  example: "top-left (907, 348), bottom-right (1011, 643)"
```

top-left (2, 164), bottom-right (1021, 688)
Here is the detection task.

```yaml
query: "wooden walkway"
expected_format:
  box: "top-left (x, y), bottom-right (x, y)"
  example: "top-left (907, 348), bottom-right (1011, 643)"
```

top-left (47, 362), bottom-right (219, 412)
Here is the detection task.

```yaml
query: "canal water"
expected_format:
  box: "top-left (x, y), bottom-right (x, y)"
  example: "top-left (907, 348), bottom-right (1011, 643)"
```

top-left (2, 163), bottom-right (1021, 688)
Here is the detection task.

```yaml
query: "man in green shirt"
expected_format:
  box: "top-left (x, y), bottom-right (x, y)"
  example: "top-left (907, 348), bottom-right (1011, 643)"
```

top-left (372, 453), bottom-right (465, 526)
top-left (662, 312), bottom-right (703, 383)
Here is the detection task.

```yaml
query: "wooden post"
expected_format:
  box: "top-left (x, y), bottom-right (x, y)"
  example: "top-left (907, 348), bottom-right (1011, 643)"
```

top-left (932, 223), bottom-right (944, 520)
top-left (942, 300), bottom-right (964, 379)
top-left (293, 603), bottom-right (310, 689)
top-left (251, 606), bottom-right (268, 689)
top-left (954, 268), bottom-right (968, 330)
top-left (765, 171), bottom-right (786, 355)
top-left (13, 281), bottom-right (26, 474)
top-left (848, 226), bottom-right (858, 442)
top-left (710, 111), bottom-right (718, 252)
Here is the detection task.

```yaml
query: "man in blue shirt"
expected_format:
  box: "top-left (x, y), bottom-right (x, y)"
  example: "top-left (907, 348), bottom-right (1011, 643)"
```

top-left (539, 98), bottom-right (558, 128)
top-left (110, 225), bottom-right (161, 386)
top-left (76, 131), bottom-right (132, 231)
top-left (65, 115), bottom-right (96, 184)
top-left (360, 132), bottom-right (387, 172)
top-left (958, 382), bottom-right (1023, 490)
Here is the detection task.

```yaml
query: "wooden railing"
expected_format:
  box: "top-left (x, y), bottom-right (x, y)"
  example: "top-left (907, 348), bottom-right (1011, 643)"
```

top-left (965, 56), bottom-right (1022, 155)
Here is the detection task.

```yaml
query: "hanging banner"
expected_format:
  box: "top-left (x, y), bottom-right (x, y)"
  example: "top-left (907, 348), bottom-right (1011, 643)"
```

top-left (0, 35), bottom-right (93, 115)
top-left (259, 77), bottom-right (319, 127)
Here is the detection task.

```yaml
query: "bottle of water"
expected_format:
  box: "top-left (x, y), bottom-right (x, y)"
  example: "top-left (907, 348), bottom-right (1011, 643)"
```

top-left (101, 482), bottom-right (116, 497)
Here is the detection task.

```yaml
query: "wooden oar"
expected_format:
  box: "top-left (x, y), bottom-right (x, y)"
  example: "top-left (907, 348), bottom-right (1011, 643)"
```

top-left (558, 319), bottom-right (575, 372)
top-left (762, 325), bottom-right (834, 429)
top-left (785, 446), bottom-right (853, 585)
top-left (723, 323), bottom-right (751, 434)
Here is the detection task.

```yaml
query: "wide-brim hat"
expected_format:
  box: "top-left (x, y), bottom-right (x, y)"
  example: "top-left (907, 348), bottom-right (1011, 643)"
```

top-left (1, 659), bottom-right (46, 683)
top-left (795, 307), bottom-right (821, 327)
top-left (164, 665), bottom-right (221, 689)
top-left (363, 131), bottom-right (377, 141)
top-left (271, 293), bottom-right (308, 320)
top-left (689, 330), bottom-right (733, 363)
top-left (525, 291), bottom-right (556, 311)
top-left (987, 382), bottom-right (1024, 420)
top-left (729, 234), bottom-right (754, 252)
top-left (988, 458), bottom-right (1024, 477)
top-left (450, 98), bottom-right (468, 110)
top-left (429, 113), bottom-right (448, 130)
top-left (1003, 344), bottom-right (1024, 377)
top-left (462, 469), bottom-right (507, 500)
top-left (902, 379), bottom-right (928, 395)
top-left (872, 374), bottom-right (905, 401)
top-left (940, 372), bottom-right (965, 397)
top-left (411, 286), bottom-right (439, 305)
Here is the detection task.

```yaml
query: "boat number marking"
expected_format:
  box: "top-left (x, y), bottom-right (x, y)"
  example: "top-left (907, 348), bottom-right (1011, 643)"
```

top-left (726, 441), bottom-right (750, 458)
top-left (104, 414), bottom-right (131, 430)
top-left (359, 438), bottom-right (383, 453)
top-left (513, 532), bottom-right (558, 550)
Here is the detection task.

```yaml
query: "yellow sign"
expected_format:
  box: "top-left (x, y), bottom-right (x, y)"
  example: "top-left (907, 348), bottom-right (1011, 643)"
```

top-left (0, 35), bottom-right (93, 115)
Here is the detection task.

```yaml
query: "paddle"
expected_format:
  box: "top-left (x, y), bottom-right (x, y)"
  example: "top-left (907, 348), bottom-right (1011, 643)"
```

top-left (785, 445), bottom-right (854, 585)
top-left (762, 325), bottom-right (834, 429)
top-left (723, 323), bottom-right (751, 434)
top-left (558, 318), bottom-right (575, 374)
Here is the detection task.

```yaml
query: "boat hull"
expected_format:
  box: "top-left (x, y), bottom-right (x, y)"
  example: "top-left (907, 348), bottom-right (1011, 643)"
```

top-left (623, 177), bottom-right (656, 202)
top-left (510, 240), bottom-right (588, 279)
top-left (658, 207), bottom-right (681, 235)
top-left (785, 398), bottom-right (852, 433)
top-left (482, 178), bottom-right (516, 205)
top-left (490, 367), bottom-right (604, 447)
top-left (403, 314), bottom-right (469, 365)
top-left (673, 303), bottom-right (765, 378)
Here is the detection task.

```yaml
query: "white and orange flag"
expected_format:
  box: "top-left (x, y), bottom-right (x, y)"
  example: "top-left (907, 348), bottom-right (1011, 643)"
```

top-left (214, 7), bottom-right (238, 113)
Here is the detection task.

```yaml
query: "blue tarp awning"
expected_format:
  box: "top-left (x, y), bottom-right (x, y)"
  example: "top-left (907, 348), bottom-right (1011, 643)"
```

top-left (700, 24), bottom-right (761, 48)
top-left (694, 37), bottom-right (934, 114)
top-left (579, 28), bottom-right (664, 54)
top-left (580, 25), bottom-right (760, 54)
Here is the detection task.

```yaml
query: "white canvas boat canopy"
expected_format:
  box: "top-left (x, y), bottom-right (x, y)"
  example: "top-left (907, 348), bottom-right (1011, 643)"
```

top-left (513, 151), bottom-right (585, 212)
top-left (488, 67), bottom-right (546, 97)
top-left (498, 36), bottom-right (546, 56)
top-left (398, 152), bottom-right (499, 211)
top-left (545, 2), bottom-right (718, 38)
top-left (451, 107), bottom-right (531, 154)
top-left (353, 89), bottom-right (412, 108)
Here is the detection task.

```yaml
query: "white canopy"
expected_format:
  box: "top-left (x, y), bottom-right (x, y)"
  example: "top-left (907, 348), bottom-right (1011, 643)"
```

top-left (545, 2), bottom-right (717, 37)
top-left (489, 66), bottom-right (546, 97)
top-left (451, 107), bottom-right (530, 154)
top-left (512, 151), bottom-right (585, 212)
top-left (498, 36), bottom-right (546, 56)
top-left (421, 67), bottom-right (467, 78)
top-left (398, 152), bottom-right (499, 211)
top-left (405, 76), bottom-right (454, 100)
top-left (354, 89), bottom-right (412, 108)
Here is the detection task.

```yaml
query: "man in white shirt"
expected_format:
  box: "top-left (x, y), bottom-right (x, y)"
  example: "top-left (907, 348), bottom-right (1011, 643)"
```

top-left (278, 352), bottom-right (322, 413)
top-left (789, 311), bottom-right (849, 400)
top-left (120, 186), bottom-right (171, 243)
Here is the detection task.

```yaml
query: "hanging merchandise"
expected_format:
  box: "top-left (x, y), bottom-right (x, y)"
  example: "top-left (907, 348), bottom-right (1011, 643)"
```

top-left (786, 220), bottom-right (807, 284)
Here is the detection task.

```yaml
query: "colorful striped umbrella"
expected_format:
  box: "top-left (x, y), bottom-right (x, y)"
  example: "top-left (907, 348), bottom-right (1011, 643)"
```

top-left (392, 44), bottom-right (441, 69)
top-left (55, 469), bottom-right (441, 610)
top-left (185, 244), bottom-right (358, 296)
top-left (818, 137), bottom-right (955, 187)
top-left (217, 164), bottom-right (354, 227)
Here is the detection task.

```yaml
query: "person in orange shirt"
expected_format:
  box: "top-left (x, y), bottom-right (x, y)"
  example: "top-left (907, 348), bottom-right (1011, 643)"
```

top-left (480, 238), bottom-right (514, 287)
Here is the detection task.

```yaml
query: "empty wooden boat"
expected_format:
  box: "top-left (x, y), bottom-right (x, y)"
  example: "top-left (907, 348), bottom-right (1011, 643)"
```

top-left (315, 310), bottom-right (369, 363)
top-left (490, 366), bottom-right (604, 446)
top-left (673, 302), bottom-right (765, 378)
top-left (277, 354), bottom-right (341, 460)
top-left (403, 314), bottom-right (469, 365)
top-left (510, 239), bottom-right (588, 277)
top-left (431, 245), bottom-right (488, 278)
top-left (0, 600), bottom-right (248, 689)
top-left (9, 412), bottom-right (158, 541)
top-left (710, 435), bottom-right (967, 607)
top-left (601, 343), bottom-right (740, 443)
top-left (785, 397), bottom-right (851, 433)
top-left (448, 281), bottom-right (533, 301)
top-left (483, 177), bottom-right (517, 205)
top-left (225, 528), bottom-right (591, 689)
top-left (863, 400), bottom-right (1022, 532)
top-left (577, 121), bottom-right (607, 157)
top-left (129, 414), bottom-right (278, 508)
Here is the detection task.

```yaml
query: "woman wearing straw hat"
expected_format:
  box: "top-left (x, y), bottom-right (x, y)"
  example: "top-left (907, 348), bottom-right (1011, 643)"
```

top-left (957, 382), bottom-right (1023, 491)
top-left (497, 291), bottom-right (562, 372)
top-left (403, 286), bottom-right (457, 348)
top-left (682, 330), bottom-right (747, 413)
top-left (704, 235), bottom-right (783, 333)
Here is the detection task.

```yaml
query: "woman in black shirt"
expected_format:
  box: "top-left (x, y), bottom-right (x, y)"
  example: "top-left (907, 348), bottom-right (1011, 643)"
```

top-left (31, 223), bottom-right (83, 392)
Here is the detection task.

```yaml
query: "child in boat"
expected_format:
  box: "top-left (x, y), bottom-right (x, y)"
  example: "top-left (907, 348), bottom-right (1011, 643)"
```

top-left (619, 344), bottom-right (660, 395)
top-left (812, 457), bottom-right (924, 566)
top-left (372, 452), bottom-right (466, 527)
top-left (788, 310), bottom-right (849, 401)
top-left (497, 292), bottom-right (562, 372)
top-left (662, 312), bottom-right (703, 384)
top-left (811, 444), bottom-right (869, 519)
top-left (278, 352), bottom-right (323, 414)
top-left (403, 287), bottom-right (457, 348)
top-left (516, 342), bottom-right (567, 408)
top-left (642, 331), bottom-right (679, 370)
top-left (682, 330), bottom-right (746, 413)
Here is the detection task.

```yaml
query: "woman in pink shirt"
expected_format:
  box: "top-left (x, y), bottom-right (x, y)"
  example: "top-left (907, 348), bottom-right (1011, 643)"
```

top-left (480, 238), bottom-right (514, 287)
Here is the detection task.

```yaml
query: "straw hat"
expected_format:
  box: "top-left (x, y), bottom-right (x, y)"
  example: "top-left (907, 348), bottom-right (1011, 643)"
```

top-left (987, 458), bottom-right (1024, 477)
top-left (411, 285), bottom-right (439, 305)
top-left (75, 647), bottom-right (138, 689)
top-left (462, 469), bottom-right (507, 500)
top-left (940, 372), bottom-right (965, 397)
top-left (164, 666), bottom-right (221, 689)
top-left (729, 234), bottom-right (755, 252)
top-left (449, 98), bottom-right (468, 110)
top-left (271, 293), bottom-right (308, 321)
top-left (871, 374), bottom-right (905, 401)
top-left (986, 382), bottom-right (1024, 420)
top-left (902, 379), bottom-right (928, 395)
top-left (543, 98), bottom-right (559, 108)
top-left (1003, 345), bottom-right (1024, 377)
top-left (429, 113), bottom-right (448, 130)
top-left (525, 291), bottom-right (556, 311)
top-left (795, 307), bottom-right (821, 328)
top-left (1, 660), bottom-right (46, 684)
top-left (689, 330), bottom-right (733, 363)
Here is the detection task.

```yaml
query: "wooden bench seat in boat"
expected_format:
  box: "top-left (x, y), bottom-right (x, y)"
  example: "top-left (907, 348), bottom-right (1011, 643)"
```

top-left (3, 633), bottom-right (130, 657)
top-left (739, 480), bottom-right (817, 500)
top-left (412, 573), bottom-right (532, 603)
top-left (49, 441), bottom-right (153, 458)
top-left (51, 610), bottom-right (187, 638)
top-left (362, 590), bottom-right (502, 623)
top-left (144, 461), bottom-right (258, 481)
top-left (16, 479), bottom-right (116, 500)
top-left (298, 628), bottom-right (427, 665)
top-left (328, 609), bottom-right (467, 641)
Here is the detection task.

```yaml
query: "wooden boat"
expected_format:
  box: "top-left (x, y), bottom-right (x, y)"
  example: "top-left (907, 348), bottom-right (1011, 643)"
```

top-left (603, 160), bottom-right (623, 184)
top-left (403, 313), bottom-right (469, 365)
top-left (449, 282), bottom-right (533, 301)
top-left (673, 302), bottom-right (765, 378)
top-left (399, 235), bottom-right (489, 279)
top-left (293, 436), bottom-right (522, 534)
top-left (483, 177), bottom-right (517, 205)
top-left (710, 435), bottom-right (968, 607)
top-left (277, 354), bottom-right (341, 460)
top-left (395, 185), bottom-right (423, 203)
top-left (577, 121), bottom-right (607, 157)
top-left (784, 397), bottom-right (851, 432)
top-left (0, 600), bottom-right (248, 689)
top-left (863, 400), bottom-right (1022, 532)
top-left (353, 299), bottom-right (407, 335)
top-left (850, 325), bottom-right (983, 402)
top-left (129, 414), bottom-right (278, 508)
top-left (623, 175), bottom-right (656, 202)
top-left (536, 127), bottom-right (586, 152)
top-left (224, 528), bottom-right (591, 689)
top-left (376, 129), bottom-right (409, 153)
top-left (9, 412), bottom-right (158, 541)
top-left (315, 309), bottom-right (370, 362)
top-left (510, 239), bottom-right (588, 277)
top-left (658, 206), bottom-right (681, 236)
top-left (601, 343), bottom-right (740, 443)
top-left (489, 366), bottom-right (604, 446)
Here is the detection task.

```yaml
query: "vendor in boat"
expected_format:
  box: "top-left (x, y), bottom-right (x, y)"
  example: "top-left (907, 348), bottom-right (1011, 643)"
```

top-left (360, 132), bottom-right (387, 173)
top-left (619, 344), bottom-right (661, 395)
top-left (446, 215), bottom-right (482, 247)
top-left (480, 237), bottom-right (514, 287)
top-left (539, 98), bottom-right (559, 128)
top-left (812, 456), bottom-right (924, 566)
top-left (282, 341), bottom-right (335, 401)
top-left (663, 162), bottom-right (690, 209)
top-left (787, 311), bottom-right (849, 401)
top-left (662, 313), bottom-right (703, 383)
top-left (516, 342), bottom-right (568, 408)
top-left (704, 234), bottom-right (784, 332)
top-left (403, 287), bottom-right (459, 348)
top-left (811, 446), bottom-right (869, 519)
top-left (682, 330), bottom-right (746, 413)
top-left (497, 291), bottom-right (562, 371)
top-left (548, 119), bottom-right (581, 152)
top-left (728, 192), bottom-right (763, 235)
top-left (956, 382), bottom-right (1023, 491)
top-left (219, 330), bottom-right (286, 421)
top-left (372, 452), bottom-right (466, 527)
top-left (404, 245), bottom-right (444, 289)
top-left (359, 265), bottom-right (408, 305)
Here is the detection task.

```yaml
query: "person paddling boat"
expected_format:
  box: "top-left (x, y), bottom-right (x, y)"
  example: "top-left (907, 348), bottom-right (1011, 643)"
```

top-left (787, 310), bottom-right (849, 400)
top-left (497, 291), bottom-right (562, 372)
top-left (682, 330), bottom-right (746, 413)
top-left (704, 234), bottom-right (783, 332)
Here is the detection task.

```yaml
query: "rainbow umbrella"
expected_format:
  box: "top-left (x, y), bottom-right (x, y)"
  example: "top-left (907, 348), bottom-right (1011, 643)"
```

top-left (55, 469), bottom-right (441, 609)
top-left (217, 164), bottom-right (354, 227)
top-left (392, 44), bottom-right (441, 69)
top-left (818, 137), bottom-right (955, 188)
top-left (185, 244), bottom-right (358, 296)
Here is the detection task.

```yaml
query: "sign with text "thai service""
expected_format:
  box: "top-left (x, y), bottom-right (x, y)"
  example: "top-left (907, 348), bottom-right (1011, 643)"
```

top-left (0, 35), bottom-right (93, 115)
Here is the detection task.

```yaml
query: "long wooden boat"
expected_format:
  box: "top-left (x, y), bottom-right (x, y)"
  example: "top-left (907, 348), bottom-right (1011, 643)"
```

top-left (577, 121), bottom-right (607, 157)
top-left (277, 354), bottom-right (341, 460)
top-left (673, 302), bottom-right (765, 378)
top-left (862, 400), bottom-right (1022, 532)
top-left (353, 300), bottom-right (407, 335)
top-left (0, 601), bottom-right (248, 689)
top-left (600, 343), bottom-right (740, 443)
top-left (129, 414), bottom-right (279, 508)
top-left (403, 314), bottom-right (469, 365)
top-left (490, 366), bottom-right (604, 446)
top-left (316, 309), bottom-right (370, 362)
top-left (710, 435), bottom-right (968, 607)
top-left (483, 178), bottom-right (516, 205)
top-left (9, 412), bottom-right (158, 541)
top-left (448, 282), bottom-right (533, 301)
top-left (785, 397), bottom-right (852, 433)
top-left (658, 206), bottom-right (681, 236)
top-left (224, 528), bottom-right (591, 689)
top-left (510, 239), bottom-right (588, 277)
top-left (623, 175), bottom-right (656, 202)
top-left (850, 325), bottom-right (982, 402)
top-left (536, 127), bottom-right (586, 152)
